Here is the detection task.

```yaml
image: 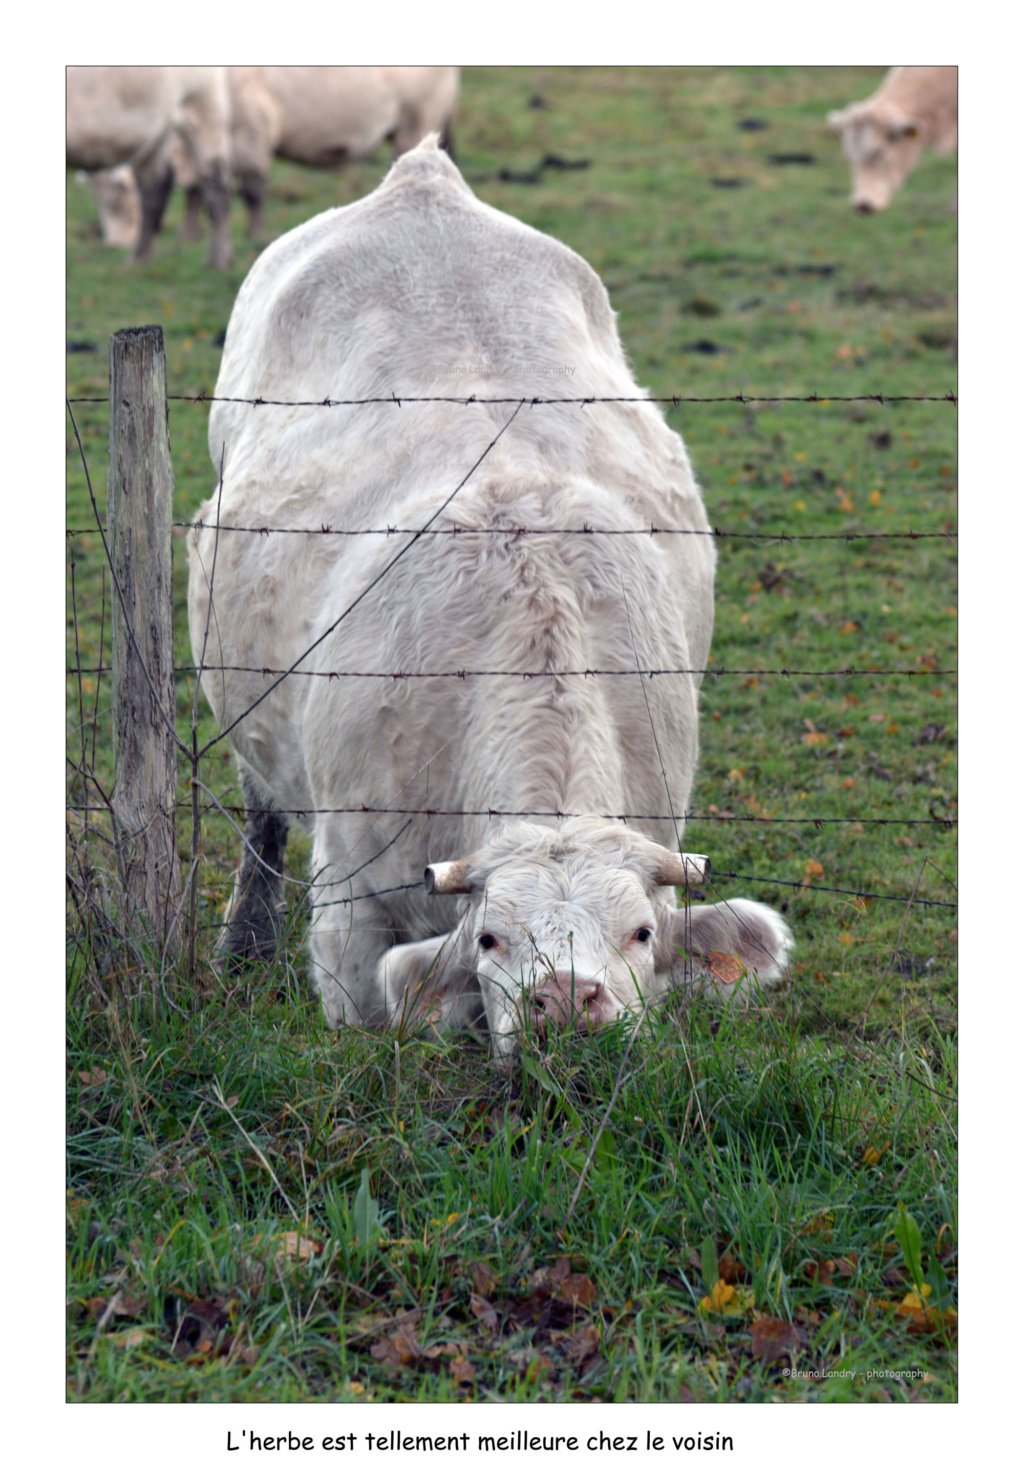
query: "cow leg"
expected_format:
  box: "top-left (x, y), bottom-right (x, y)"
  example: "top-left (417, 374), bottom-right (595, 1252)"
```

top-left (179, 185), bottom-right (204, 242)
top-left (308, 899), bottom-right (401, 1029)
top-left (218, 767), bottom-right (290, 968)
top-left (132, 156), bottom-right (175, 263)
top-left (200, 162), bottom-right (233, 270)
top-left (237, 168), bottom-right (266, 238)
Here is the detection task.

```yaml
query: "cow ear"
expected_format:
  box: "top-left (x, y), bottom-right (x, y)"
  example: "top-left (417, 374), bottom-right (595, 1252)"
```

top-left (826, 106), bottom-right (851, 131)
top-left (659, 898), bottom-right (793, 987)
top-left (377, 929), bottom-right (474, 1026)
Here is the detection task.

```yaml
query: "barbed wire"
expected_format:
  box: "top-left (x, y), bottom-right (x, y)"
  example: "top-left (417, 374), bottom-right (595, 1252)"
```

top-left (67, 522), bottom-right (958, 542)
top-left (65, 390), bottom-right (958, 407)
top-left (714, 870), bottom-right (956, 909)
top-left (67, 660), bottom-right (956, 681)
top-left (65, 800), bottom-right (956, 829)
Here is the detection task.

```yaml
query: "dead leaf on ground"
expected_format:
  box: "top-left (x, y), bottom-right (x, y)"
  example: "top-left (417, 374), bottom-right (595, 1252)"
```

top-left (275, 1231), bottom-right (322, 1264)
top-left (371, 1324), bottom-right (422, 1368)
top-left (472, 1260), bottom-right (498, 1297)
top-left (750, 1317), bottom-right (800, 1363)
top-left (83, 1293), bottom-right (145, 1321)
top-left (73, 1068), bottom-right (108, 1089)
top-left (450, 1355), bottom-right (475, 1384)
top-left (112, 1328), bottom-right (148, 1349)
top-left (559, 1273), bottom-right (598, 1308)
top-left (470, 1293), bottom-right (499, 1331)
top-left (563, 1322), bottom-right (601, 1366)
top-left (877, 1300), bottom-right (957, 1340)
top-left (700, 1279), bottom-right (754, 1316)
top-left (718, 1251), bottom-right (747, 1284)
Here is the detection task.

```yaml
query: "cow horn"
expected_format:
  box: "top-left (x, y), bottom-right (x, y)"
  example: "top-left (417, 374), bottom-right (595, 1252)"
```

top-left (424, 860), bottom-right (473, 895)
top-left (653, 851), bottom-right (711, 888)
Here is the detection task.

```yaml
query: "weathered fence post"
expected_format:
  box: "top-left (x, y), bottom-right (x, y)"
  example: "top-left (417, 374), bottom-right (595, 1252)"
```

top-left (108, 326), bottom-right (182, 960)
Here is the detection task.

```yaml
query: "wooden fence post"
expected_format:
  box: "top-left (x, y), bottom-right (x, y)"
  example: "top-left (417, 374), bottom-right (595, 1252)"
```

top-left (108, 326), bottom-right (182, 956)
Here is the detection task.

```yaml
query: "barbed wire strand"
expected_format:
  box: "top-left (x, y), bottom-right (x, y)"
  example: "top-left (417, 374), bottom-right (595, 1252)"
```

top-left (65, 801), bottom-right (957, 829)
top-left (67, 523), bottom-right (958, 542)
top-left (68, 662), bottom-right (956, 681)
top-left (65, 390), bottom-right (958, 407)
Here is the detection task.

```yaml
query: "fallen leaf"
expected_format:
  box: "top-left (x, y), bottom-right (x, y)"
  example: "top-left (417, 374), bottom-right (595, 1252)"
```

top-left (718, 1251), bottom-right (747, 1285)
top-left (559, 1273), bottom-right (598, 1308)
top-left (451, 1355), bottom-right (475, 1384)
top-left (803, 731), bottom-right (828, 746)
top-left (804, 860), bottom-right (825, 881)
top-left (469, 1294), bottom-right (499, 1331)
top-left (868, 713), bottom-right (886, 723)
top-left (76, 1068), bottom-right (108, 1088)
top-left (839, 620), bottom-right (860, 633)
top-left (700, 1279), bottom-right (754, 1316)
top-left (275, 1231), bottom-right (322, 1264)
top-left (869, 489), bottom-right (883, 507)
top-left (371, 1325), bottom-right (421, 1368)
top-left (564, 1322), bottom-right (601, 1366)
top-left (472, 1260), bottom-right (498, 1297)
top-left (750, 1317), bottom-right (800, 1363)
top-left (112, 1328), bottom-right (148, 1349)
top-left (805, 1259), bottom-right (835, 1285)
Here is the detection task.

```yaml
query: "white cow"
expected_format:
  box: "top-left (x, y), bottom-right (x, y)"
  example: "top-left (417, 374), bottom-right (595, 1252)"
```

top-left (66, 65), bottom-right (232, 267)
top-left (188, 137), bottom-right (791, 1054)
top-left (827, 66), bottom-right (957, 213)
top-left (178, 65), bottom-right (460, 240)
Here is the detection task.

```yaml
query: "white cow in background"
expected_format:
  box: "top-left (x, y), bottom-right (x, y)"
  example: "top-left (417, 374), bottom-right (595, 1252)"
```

top-left (188, 137), bottom-right (791, 1055)
top-left (98, 66), bottom-right (461, 249)
top-left (827, 66), bottom-right (957, 213)
top-left (66, 66), bottom-right (232, 267)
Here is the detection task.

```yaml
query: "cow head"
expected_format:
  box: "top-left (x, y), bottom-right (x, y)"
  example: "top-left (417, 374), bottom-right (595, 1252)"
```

top-left (376, 821), bottom-right (792, 1056)
top-left (90, 165), bottom-right (142, 250)
top-left (827, 101), bottom-right (924, 213)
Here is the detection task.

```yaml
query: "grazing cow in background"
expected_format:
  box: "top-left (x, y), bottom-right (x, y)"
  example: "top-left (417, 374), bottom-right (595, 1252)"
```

top-left (88, 66), bottom-right (460, 250)
top-left (827, 66), bottom-right (957, 213)
top-left (85, 165), bottom-right (141, 249)
top-left (188, 136), bottom-right (791, 1055)
top-left (66, 66), bottom-right (233, 267)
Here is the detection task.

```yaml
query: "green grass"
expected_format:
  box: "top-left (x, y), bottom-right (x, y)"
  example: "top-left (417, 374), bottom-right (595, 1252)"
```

top-left (67, 66), bottom-right (956, 1402)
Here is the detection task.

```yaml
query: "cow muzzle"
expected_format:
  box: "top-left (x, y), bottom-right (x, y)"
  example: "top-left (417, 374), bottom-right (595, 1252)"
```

top-left (524, 971), bottom-right (617, 1032)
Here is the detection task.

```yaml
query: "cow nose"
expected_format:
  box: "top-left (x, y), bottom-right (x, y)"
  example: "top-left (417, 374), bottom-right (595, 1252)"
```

top-left (854, 199), bottom-right (878, 214)
top-left (529, 971), bottom-right (614, 1031)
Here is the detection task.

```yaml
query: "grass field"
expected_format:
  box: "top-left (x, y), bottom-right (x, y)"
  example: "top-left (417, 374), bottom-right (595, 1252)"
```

top-left (66, 65), bottom-right (957, 1404)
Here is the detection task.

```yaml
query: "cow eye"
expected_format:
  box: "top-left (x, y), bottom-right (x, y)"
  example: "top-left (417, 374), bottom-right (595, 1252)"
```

top-left (478, 933), bottom-right (498, 951)
top-left (635, 927), bottom-right (652, 944)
